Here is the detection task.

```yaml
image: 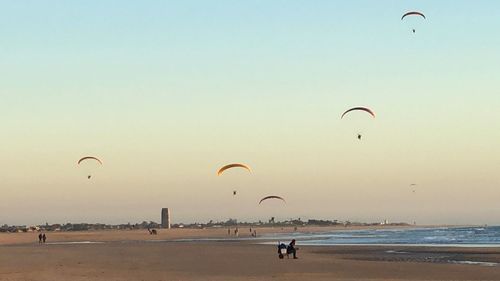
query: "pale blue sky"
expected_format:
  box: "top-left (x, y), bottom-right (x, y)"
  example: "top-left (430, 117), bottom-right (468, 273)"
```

top-left (1, 1), bottom-right (499, 225)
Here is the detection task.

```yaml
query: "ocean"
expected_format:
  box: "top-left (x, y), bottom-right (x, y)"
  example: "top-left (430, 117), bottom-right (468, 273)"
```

top-left (261, 226), bottom-right (500, 247)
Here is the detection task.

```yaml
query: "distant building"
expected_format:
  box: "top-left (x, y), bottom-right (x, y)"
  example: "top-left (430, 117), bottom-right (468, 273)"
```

top-left (161, 208), bottom-right (171, 229)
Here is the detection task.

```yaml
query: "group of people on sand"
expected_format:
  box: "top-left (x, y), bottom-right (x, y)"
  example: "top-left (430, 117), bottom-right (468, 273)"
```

top-left (278, 239), bottom-right (298, 259)
top-left (227, 227), bottom-right (258, 237)
top-left (37, 233), bottom-right (47, 244)
top-left (227, 227), bottom-right (239, 236)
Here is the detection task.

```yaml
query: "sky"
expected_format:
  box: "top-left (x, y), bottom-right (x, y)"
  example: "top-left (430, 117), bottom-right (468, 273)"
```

top-left (0, 1), bottom-right (499, 226)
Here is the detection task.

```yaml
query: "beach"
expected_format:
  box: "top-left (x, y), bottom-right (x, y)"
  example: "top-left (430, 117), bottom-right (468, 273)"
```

top-left (0, 225), bottom-right (422, 245)
top-left (1, 228), bottom-right (499, 281)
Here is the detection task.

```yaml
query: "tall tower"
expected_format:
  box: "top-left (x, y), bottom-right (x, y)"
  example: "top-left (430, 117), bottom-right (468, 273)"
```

top-left (161, 208), bottom-right (171, 229)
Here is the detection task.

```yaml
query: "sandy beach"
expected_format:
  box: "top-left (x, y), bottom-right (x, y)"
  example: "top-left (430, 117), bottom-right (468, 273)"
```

top-left (1, 228), bottom-right (499, 281)
top-left (3, 1), bottom-right (500, 280)
top-left (0, 225), bottom-right (425, 246)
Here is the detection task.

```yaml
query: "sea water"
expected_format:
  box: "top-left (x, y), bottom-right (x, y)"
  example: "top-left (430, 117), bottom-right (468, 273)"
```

top-left (261, 226), bottom-right (500, 247)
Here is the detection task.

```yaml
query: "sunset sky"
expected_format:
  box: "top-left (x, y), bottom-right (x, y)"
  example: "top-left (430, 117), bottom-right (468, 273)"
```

top-left (1, 1), bottom-right (499, 225)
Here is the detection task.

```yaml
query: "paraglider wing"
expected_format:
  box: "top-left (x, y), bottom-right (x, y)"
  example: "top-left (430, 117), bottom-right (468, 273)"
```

top-left (401, 11), bottom-right (426, 20)
top-left (341, 107), bottom-right (376, 119)
top-left (77, 156), bottom-right (103, 165)
top-left (259, 196), bottom-right (286, 204)
top-left (217, 163), bottom-right (251, 176)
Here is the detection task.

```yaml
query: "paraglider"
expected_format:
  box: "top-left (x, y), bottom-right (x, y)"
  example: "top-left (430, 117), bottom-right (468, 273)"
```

top-left (401, 11), bottom-right (426, 33)
top-left (341, 107), bottom-right (376, 119)
top-left (342, 107), bottom-right (375, 140)
top-left (217, 164), bottom-right (251, 197)
top-left (410, 183), bottom-right (417, 193)
top-left (77, 156), bottom-right (102, 179)
top-left (217, 163), bottom-right (251, 176)
top-left (401, 11), bottom-right (426, 20)
top-left (259, 196), bottom-right (286, 204)
top-left (77, 156), bottom-right (102, 165)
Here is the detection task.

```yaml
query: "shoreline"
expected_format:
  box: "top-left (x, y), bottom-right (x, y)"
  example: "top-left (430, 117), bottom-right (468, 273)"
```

top-left (0, 225), bottom-right (494, 247)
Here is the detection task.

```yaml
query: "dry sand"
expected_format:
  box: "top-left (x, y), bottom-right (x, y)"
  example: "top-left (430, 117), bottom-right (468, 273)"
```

top-left (1, 228), bottom-right (499, 281)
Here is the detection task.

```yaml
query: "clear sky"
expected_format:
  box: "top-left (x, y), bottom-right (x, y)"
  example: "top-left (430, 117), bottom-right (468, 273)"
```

top-left (1, 1), bottom-right (499, 226)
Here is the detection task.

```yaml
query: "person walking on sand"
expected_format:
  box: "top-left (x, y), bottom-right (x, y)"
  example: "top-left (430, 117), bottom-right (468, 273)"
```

top-left (42, 233), bottom-right (47, 243)
top-left (38, 233), bottom-right (43, 244)
top-left (234, 227), bottom-right (239, 237)
top-left (228, 227), bottom-right (231, 236)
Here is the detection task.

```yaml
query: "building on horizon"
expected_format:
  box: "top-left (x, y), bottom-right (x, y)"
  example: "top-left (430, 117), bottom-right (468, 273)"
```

top-left (161, 208), bottom-right (171, 229)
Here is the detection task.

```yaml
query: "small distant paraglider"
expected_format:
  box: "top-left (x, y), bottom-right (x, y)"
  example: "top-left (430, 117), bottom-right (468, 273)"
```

top-left (410, 183), bottom-right (417, 193)
top-left (77, 156), bottom-right (102, 179)
top-left (341, 107), bottom-right (376, 119)
top-left (341, 107), bottom-right (375, 140)
top-left (259, 196), bottom-right (286, 205)
top-left (217, 163), bottom-right (251, 176)
top-left (217, 163), bottom-right (251, 196)
top-left (401, 11), bottom-right (426, 33)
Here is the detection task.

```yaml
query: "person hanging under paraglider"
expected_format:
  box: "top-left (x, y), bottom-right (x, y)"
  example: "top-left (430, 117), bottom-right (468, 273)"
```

top-left (401, 11), bottom-right (425, 34)
top-left (341, 107), bottom-right (375, 141)
top-left (78, 156), bottom-right (102, 180)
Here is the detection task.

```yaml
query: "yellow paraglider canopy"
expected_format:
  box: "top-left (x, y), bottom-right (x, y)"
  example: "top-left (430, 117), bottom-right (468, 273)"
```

top-left (217, 163), bottom-right (251, 176)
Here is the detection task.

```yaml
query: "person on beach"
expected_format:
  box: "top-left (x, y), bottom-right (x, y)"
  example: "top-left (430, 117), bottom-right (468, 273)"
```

top-left (38, 233), bottom-right (43, 244)
top-left (228, 228), bottom-right (231, 236)
top-left (287, 239), bottom-right (298, 259)
top-left (42, 233), bottom-right (47, 243)
top-left (234, 228), bottom-right (239, 237)
top-left (278, 242), bottom-right (287, 259)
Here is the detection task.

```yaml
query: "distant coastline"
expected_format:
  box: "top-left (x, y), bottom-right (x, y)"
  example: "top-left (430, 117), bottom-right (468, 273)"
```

top-left (0, 224), bottom-right (486, 247)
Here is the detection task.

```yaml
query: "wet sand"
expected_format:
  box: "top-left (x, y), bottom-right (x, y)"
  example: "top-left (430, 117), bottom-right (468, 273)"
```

top-left (1, 229), bottom-right (499, 281)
